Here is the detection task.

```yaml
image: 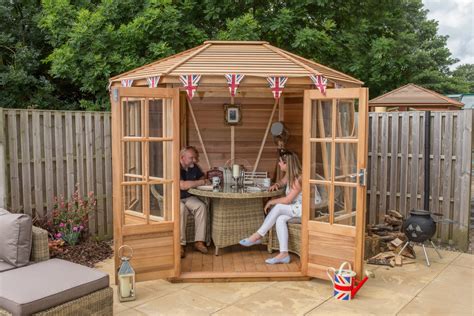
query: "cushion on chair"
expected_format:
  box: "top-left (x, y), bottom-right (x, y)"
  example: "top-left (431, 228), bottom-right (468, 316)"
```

top-left (0, 259), bottom-right (109, 315)
top-left (0, 260), bottom-right (15, 272)
top-left (0, 210), bottom-right (32, 267)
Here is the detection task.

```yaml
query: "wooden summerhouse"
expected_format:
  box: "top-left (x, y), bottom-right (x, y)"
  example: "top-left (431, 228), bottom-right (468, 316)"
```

top-left (369, 83), bottom-right (464, 112)
top-left (109, 41), bottom-right (369, 282)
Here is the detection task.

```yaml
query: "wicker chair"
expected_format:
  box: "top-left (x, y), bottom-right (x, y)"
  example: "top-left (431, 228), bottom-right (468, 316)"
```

top-left (0, 226), bottom-right (113, 316)
top-left (151, 185), bottom-right (211, 245)
top-left (266, 183), bottom-right (331, 257)
top-left (267, 218), bottom-right (301, 256)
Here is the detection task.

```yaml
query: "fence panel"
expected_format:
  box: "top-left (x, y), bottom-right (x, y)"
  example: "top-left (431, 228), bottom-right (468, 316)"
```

top-left (1, 108), bottom-right (472, 248)
top-left (1, 109), bottom-right (113, 240)
top-left (367, 110), bottom-right (473, 250)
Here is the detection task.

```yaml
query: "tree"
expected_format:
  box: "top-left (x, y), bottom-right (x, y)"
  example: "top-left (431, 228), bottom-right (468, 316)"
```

top-left (0, 0), bottom-right (63, 109)
top-left (1, 0), bottom-right (470, 109)
top-left (452, 64), bottom-right (474, 92)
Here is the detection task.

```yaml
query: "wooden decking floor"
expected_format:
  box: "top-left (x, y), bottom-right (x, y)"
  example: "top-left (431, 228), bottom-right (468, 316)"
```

top-left (180, 244), bottom-right (301, 273)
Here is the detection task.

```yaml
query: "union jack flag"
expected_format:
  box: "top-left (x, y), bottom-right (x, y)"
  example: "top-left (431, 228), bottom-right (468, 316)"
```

top-left (310, 75), bottom-right (327, 95)
top-left (333, 273), bottom-right (352, 301)
top-left (146, 76), bottom-right (161, 88)
top-left (121, 79), bottom-right (134, 87)
top-left (267, 76), bottom-right (288, 100)
top-left (225, 74), bottom-right (245, 97)
top-left (180, 74), bottom-right (201, 100)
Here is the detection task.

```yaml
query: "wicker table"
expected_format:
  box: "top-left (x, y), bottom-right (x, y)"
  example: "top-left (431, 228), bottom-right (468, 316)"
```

top-left (189, 185), bottom-right (283, 255)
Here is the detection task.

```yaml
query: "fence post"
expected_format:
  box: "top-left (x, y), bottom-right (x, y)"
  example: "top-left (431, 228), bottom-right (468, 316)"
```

top-left (0, 108), bottom-right (6, 209)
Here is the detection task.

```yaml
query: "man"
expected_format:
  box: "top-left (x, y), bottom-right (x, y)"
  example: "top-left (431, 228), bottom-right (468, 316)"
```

top-left (179, 146), bottom-right (209, 258)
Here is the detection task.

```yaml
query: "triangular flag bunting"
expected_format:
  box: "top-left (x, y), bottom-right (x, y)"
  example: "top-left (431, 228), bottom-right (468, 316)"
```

top-left (121, 79), bottom-right (134, 87)
top-left (310, 75), bottom-right (327, 95)
top-left (267, 76), bottom-right (288, 100)
top-left (179, 74), bottom-right (201, 100)
top-left (224, 74), bottom-right (245, 97)
top-left (146, 76), bottom-right (161, 88)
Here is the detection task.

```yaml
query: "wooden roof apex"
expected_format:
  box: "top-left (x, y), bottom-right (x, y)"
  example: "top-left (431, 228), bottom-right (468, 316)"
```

top-left (369, 83), bottom-right (464, 107)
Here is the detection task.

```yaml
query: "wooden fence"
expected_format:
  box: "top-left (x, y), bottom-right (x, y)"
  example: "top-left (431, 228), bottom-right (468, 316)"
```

top-left (0, 108), bottom-right (472, 248)
top-left (0, 108), bottom-right (113, 239)
top-left (367, 110), bottom-right (473, 250)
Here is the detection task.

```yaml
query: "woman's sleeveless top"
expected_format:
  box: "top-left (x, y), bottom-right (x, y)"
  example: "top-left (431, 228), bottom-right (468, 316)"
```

top-left (286, 183), bottom-right (303, 217)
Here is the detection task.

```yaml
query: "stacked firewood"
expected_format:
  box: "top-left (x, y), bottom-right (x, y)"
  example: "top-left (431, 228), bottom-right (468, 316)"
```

top-left (365, 210), bottom-right (416, 267)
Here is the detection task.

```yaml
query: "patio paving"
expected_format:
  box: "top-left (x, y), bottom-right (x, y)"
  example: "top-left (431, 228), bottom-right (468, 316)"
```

top-left (95, 247), bottom-right (473, 315)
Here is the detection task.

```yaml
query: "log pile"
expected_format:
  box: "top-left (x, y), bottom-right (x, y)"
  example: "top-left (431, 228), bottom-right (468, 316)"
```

top-left (365, 210), bottom-right (416, 267)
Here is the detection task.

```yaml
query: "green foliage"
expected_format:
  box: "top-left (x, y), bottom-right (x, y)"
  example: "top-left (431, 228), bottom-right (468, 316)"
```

top-left (1, 0), bottom-right (472, 109)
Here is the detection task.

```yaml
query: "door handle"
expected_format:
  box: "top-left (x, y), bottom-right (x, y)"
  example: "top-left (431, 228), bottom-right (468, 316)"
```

top-left (358, 169), bottom-right (366, 186)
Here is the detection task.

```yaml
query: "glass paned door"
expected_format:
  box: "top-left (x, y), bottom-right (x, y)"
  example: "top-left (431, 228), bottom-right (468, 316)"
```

top-left (111, 87), bottom-right (180, 281)
top-left (302, 88), bottom-right (368, 279)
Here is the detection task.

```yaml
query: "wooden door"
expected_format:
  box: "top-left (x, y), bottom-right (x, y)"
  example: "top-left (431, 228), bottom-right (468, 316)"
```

top-left (111, 87), bottom-right (180, 282)
top-left (301, 88), bottom-right (368, 279)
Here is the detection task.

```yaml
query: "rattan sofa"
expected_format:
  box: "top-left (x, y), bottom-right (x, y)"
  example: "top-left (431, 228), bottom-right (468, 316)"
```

top-left (0, 226), bottom-right (113, 316)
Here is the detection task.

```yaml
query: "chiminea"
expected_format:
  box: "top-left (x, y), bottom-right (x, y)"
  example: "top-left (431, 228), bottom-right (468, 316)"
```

top-left (403, 209), bottom-right (436, 243)
top-left (398, 111), bottom-right (442, 266)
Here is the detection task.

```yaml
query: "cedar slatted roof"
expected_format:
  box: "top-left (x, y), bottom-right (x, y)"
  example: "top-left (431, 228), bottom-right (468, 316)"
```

top-left (110, 41), bottom-right (363, 85)
top-left (369, 83), bottom-right (464, 108)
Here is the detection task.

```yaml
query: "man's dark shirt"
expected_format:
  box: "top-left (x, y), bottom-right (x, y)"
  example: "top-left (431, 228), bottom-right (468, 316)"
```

top-left (180, 164), bottom-right (204, 199)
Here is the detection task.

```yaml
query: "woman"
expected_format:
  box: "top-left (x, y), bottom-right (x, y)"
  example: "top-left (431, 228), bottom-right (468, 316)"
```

top-left (239, 150), bottom-right (302, 264)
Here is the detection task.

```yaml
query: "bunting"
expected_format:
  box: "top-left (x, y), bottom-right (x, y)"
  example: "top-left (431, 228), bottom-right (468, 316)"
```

top-left (146, 76), bottom-right (161, 88)
top-left (310, 75), bottom-right (327, 95)
top-left (266, 76), bottom-right (288, 100)
top-left (224, 74), bottom-right (245, 97)
top-left (121, 79), bottom-right (134, 87)
top-left (179, 74), bottom-right (201, 100)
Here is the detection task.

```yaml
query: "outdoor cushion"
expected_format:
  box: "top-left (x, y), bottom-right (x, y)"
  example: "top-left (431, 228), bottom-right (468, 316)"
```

top-left (0, 210), bottom-right (32, 267)
top-left (0, 260), bottom-right (15, 273)
top-left (0, 258), bottom-right (109, 315)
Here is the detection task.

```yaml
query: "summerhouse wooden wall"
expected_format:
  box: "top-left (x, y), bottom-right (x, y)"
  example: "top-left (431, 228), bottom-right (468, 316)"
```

top-left (184, 94), bottom-right (304, 180)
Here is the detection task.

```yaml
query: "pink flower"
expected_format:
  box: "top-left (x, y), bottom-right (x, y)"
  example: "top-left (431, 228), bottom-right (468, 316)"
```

top-left (59, 222), bottom-right (65, 228)
top-left (55, 233), bottom-right (62, 238)
top-left (79, 225), bottom-right (84, 230)
top-left (73, 226), bottom-right (78, 232)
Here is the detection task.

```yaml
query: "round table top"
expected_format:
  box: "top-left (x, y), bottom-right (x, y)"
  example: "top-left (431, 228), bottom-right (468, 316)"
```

top-left (188, 185), bottom-right (284, 199)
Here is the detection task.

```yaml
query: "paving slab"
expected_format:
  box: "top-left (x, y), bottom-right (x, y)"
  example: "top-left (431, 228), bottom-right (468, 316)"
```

top-left (133, 288), bottom-right (226, 315)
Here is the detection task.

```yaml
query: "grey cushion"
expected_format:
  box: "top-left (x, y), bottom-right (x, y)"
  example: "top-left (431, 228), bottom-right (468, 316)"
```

top-left (0, 258), bottom-right (109, 315)
top-left (0, 211), bottom-right (32, 267)
top-left (0, 208), bottom-right (10, 216)
top-left (0, 260), bottom-right (15, 272)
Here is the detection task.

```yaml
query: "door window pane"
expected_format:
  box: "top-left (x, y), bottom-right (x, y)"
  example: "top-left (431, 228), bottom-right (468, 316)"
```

top-left (149, 141), bottom-right (174, 180)
top-left (122, 98), bottom-right (143, 137)
top-left (335, 143), bottom-right (358, 183)
top-left (336, 99), bottom-right (358, 139)
top-left (310, 183), bottom-right (330, 222)
top-left (150, 182), bottom-right (174, 222)
top-left (310, 142), bottom-right (332, 181)
top-left (334, 186), bottom-right (357, 226)
top-left (123, 142), bottom-right (142, 181)
top-left (311, 100), bottom-right (332, 138)
top-left (123, 185), bottom-right (145, 225)
top-left (149, 99), bottom-right (163, 138)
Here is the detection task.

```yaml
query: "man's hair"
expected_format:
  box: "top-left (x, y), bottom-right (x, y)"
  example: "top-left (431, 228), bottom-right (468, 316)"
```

top-left (180, 145), bottom-right (198, 157)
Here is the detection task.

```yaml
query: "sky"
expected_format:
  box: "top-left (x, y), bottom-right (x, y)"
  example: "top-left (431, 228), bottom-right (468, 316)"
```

top-left (422, 0), bottom-right (474, 69)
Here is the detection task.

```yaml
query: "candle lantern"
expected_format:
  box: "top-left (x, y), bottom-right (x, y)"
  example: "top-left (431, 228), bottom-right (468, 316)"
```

top-left (117, 245), bottom-right (136, 302)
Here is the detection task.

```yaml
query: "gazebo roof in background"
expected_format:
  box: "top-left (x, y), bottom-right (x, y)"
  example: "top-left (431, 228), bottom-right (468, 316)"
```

top-left (110, 41), bottom-right (363, 85)
top-left (369, 83), bottom-right (464, 109)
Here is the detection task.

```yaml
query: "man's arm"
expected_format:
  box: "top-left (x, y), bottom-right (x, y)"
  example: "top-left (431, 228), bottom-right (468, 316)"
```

top-left (180, 179), bottom-right (208, 191)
